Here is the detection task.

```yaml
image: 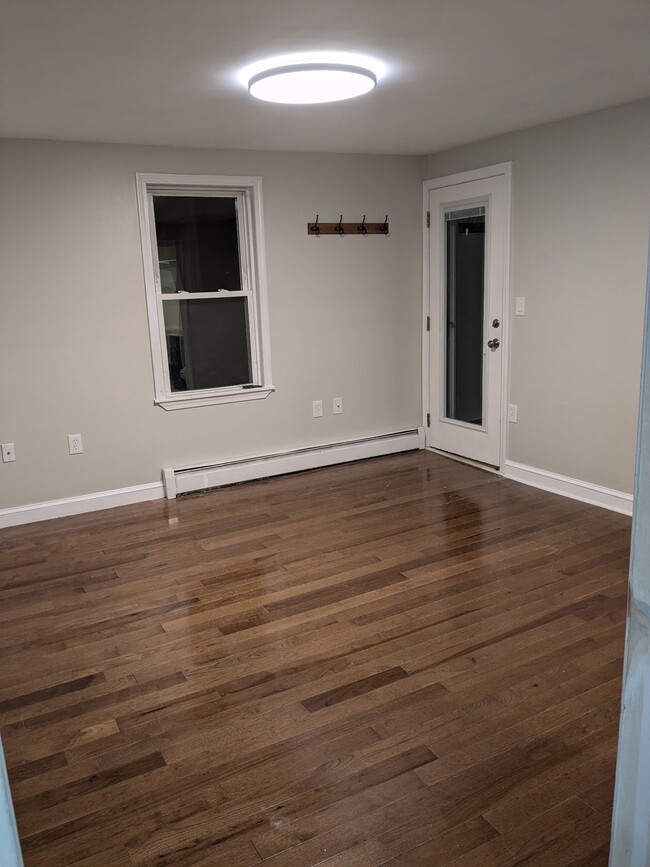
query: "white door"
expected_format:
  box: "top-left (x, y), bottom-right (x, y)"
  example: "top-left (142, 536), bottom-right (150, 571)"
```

top-left (425, 165), bottom-right (510, 467)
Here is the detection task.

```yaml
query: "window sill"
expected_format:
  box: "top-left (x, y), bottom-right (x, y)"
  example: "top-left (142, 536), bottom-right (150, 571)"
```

top-left (155, 385), bottom-right (275, 411)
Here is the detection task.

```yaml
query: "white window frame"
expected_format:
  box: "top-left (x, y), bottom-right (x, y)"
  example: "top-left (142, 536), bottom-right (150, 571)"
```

top-left (136, 173), bottom-right (274, 410)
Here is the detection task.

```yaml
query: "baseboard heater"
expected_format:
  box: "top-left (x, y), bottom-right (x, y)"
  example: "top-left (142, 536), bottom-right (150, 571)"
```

top-left (162, 427), bottom-right (425, 499)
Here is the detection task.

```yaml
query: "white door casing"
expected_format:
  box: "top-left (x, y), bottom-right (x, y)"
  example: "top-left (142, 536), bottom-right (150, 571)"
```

top-left (423, 164), bottom-right (511, 468)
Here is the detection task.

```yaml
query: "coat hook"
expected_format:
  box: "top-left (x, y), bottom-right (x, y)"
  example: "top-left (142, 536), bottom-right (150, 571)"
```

top-left (310, 214), bottom-right (320, 236)
top-left (335, 214), bottom-right (344, 236)
top-left (380, 215), bottom-right (389, 235)
top-left (357, 215), bottom-right (367, 236)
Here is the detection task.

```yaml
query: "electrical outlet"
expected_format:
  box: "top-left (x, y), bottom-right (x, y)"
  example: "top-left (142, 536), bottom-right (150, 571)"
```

top-left (1, 442), bottom-right (16, 463)
top-left (508, 404), bottom-right (518, 423)
top-left (515, 296), bottom-right (526, 316)
top-left (68, 433), bottom-right (83, 454)
top-left (312, 400), bottom-right (323, 418)
top-left (333, 397), bottom-right (343, 415)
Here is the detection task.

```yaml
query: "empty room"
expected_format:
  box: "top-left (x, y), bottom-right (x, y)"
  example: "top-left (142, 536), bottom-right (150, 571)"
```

top-left (1, 1), bottom-right (650, 864)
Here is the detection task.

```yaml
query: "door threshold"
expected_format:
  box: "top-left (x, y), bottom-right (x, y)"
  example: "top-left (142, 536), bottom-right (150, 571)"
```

top-left (427, 447), bottom-right (500, 474)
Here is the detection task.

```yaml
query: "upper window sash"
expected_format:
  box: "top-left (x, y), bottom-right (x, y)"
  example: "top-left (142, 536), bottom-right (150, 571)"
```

top-left (149, 189), bottom-right (250, 295)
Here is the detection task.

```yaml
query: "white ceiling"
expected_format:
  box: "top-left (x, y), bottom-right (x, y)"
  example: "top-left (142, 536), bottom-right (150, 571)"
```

top-left (1, 0), bottom-right (649, 155)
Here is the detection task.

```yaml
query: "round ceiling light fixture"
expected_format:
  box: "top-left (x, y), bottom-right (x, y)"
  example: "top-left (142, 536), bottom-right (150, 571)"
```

top-left (248, 62), bottom-right (377, 104)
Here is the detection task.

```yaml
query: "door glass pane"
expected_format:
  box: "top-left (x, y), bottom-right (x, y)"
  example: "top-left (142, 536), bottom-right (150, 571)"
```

top-left (445, 206), bottom-right (485, 425)
top-left (153, 196), bottom-right (242, 293)
top-left (162, 298), bottom-right (252, 391)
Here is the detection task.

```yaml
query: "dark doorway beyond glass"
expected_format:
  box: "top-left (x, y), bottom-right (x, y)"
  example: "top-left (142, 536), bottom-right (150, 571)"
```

top-left (153, 196), bottom-right (242, 294)
top-left (445, 207), bottom-right (485, 425)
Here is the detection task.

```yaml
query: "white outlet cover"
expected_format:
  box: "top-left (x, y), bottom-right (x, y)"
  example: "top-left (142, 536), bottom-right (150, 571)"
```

top-left (312, 400), bottom-right (323, 418)
top-left (333, 397), bottom-right (343, 415)
top-left (1, 442), bottom-right (16, 463)
top-left (515, 296), bottom-right (526, 316)
top-left (68, 433), bottom-right (83, 454)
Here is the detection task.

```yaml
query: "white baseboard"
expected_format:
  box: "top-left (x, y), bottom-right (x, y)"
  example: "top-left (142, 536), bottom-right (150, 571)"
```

top-left (164, 428), bottom-right (425, 498)
top-left (0, 482), bottom-right (164, 529)
top-left (502, 460), bottom-right (633, 516)
top-left (0, 428), bottom-right (424, 527)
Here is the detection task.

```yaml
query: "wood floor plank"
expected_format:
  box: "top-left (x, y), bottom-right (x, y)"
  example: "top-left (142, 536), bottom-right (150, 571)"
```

top-left (315, 839), bottom-right (394, 866)
top-left (301, 666), bottom-right (409, 713)
top-left (250, 771), bottom-right (424, 861)
top-left (0, 450), bottom-right (630, 865)
top-left (383, 813), bottom-right (499, 864)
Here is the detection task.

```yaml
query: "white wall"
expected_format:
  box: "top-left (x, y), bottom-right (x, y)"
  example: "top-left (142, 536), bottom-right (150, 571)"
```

top-left (0, 140), bottom-right (423, 509)
top-left (425, 99), bottom-right (650, 494)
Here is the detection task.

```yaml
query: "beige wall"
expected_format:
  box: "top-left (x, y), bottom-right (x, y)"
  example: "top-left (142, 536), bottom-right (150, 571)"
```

top-left (2, 100), bottom-right (648, 511)
top-left (425, 99), bottom-right (650, 494)
top-left (0, 140), bottom-right (423, 509)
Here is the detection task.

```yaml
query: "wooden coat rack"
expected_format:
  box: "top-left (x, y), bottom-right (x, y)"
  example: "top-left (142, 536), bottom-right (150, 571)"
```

top-left (308, 215), bottom-right (389, 236)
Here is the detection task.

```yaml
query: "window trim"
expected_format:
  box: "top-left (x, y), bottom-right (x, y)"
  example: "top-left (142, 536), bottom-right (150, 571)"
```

top-left (135, 173), bottom-right (274, 410)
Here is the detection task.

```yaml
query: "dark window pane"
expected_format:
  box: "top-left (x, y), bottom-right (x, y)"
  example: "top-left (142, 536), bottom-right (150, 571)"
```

top-left (154, 196), bottom-right (242, 293)
top-left (163, 298), bottom-right (252, 391)
top-left (445, 212), bottom-right (485, 425)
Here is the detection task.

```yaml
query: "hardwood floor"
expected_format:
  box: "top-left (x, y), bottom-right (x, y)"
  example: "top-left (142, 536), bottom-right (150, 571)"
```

top-left (0, 451), bottom-right (630, 866)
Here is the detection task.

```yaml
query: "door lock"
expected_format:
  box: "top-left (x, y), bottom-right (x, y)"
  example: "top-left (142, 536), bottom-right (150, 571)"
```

top-left (487, 338), bottom-right (500, 350)
top-left (492, 318), bottom-right (500, 328)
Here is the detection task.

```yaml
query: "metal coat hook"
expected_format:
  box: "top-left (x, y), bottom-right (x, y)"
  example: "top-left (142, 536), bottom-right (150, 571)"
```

top-left (310, 215), bottom-right (320, 237)
top-left (357, 215), bottom-right (367, 236)
top-left (334, 214), bottom-right (345, 236)
top-left (379, 215), bottom-right (389, 235)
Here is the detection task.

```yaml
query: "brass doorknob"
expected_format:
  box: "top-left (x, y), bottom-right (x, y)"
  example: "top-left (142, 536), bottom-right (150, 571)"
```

top-left (487, 338), bottom-right (500, 349)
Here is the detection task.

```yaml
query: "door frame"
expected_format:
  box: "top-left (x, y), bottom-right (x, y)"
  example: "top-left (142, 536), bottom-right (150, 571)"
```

top-left (422, 162), bottom-right (513, 469)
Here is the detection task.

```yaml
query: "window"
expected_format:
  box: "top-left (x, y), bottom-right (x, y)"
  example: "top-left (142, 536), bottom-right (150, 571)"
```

top-left (136, 173), bottom-right (273, 409)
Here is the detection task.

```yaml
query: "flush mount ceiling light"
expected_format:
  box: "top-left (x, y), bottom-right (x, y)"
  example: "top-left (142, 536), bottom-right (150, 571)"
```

top-left (247, 61), bottom-right (378, 104)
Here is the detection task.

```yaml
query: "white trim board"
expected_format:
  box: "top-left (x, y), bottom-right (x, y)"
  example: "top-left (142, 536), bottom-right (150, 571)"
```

top-left (0, 482), bottom-right (164, 529)
top-left (164, 428), bottom-right (425, 498)
top-left (3, 439), bottom-right (623, 527)
top-left (503, 460), bottom-right (633, 516)
top-left (0, 429), bottom-right (425, 527)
